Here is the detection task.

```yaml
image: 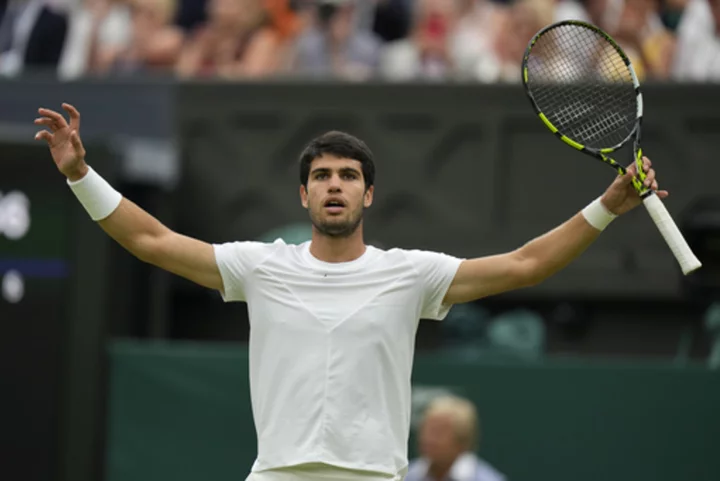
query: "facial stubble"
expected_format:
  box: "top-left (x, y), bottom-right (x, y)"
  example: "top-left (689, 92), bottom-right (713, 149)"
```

top-left (309, 203), bottom-right (364, 238)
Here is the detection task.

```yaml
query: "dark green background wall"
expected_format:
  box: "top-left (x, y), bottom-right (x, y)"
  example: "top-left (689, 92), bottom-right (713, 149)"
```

top-left (105, 341), bottom-right (720, 481)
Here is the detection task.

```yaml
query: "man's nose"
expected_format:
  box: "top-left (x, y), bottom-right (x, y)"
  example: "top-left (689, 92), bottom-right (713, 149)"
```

top-left (327, 174), bottom-right (342, 191)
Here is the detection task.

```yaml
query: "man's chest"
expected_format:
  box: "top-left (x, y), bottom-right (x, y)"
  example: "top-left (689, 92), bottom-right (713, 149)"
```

top-left (246, 263), bottom-right (422, 334)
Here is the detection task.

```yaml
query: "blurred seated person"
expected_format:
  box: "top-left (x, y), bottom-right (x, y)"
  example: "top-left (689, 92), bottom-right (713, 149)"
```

top-left (609, 0), bottom-right (676, 80)
top-left (579, 0), bottom-right (675, 80)
top-left (672, 0), bottom-right (720, 81)
top-left (58, 0), bottom-right (131, 79)
top-left (102, 0), bottom-right (184, 75)
top-left (450, 0), bottom-right (509, 81)
top-left (0, 0), bottom-right (69, 77)
top-left (379, 0), bottom-right (459, 81)
top-left (405, 395), bottom-right (506, 481)
top-left (481, 0), bottom-right (554, 83)
top-left (176, 0), bottom-right (281, 79)
top-left (288, 0), bottom-right (381, 81)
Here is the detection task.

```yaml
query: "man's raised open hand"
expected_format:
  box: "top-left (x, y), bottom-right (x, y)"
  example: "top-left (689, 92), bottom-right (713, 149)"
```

top-left (34, 103), bottom-right (89, 182)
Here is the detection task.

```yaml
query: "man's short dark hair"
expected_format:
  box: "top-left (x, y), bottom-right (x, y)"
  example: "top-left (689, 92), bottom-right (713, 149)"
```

top-left (299, 131), bottom-right (375, 190)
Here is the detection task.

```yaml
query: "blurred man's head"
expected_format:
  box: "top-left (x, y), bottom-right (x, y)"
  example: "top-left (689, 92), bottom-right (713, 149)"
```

top-left (419, 396), bottom-right (478, 466)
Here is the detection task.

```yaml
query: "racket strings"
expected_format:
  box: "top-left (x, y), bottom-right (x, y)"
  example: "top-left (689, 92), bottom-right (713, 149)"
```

top-left (525, 24), bottom-right (637, 149)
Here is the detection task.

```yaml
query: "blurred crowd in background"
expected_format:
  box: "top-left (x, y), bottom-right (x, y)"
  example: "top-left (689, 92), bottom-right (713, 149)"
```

top-left (0, 0), bottom-right (719, 83)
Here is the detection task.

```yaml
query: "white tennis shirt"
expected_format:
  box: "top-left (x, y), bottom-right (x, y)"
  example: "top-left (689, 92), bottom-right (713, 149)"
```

top-left (213, 239), bottom-right (463, 478)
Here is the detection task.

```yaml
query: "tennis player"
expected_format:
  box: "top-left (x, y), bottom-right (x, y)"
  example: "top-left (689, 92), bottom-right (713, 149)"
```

top-left (34, 103), bottom-right (665, 481)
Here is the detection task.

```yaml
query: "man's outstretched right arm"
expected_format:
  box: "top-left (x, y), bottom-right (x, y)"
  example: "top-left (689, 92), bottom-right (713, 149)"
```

top-left (34, 103), bottom-right (223, 292)
top-left (96, 197), bottom-right (223, 291)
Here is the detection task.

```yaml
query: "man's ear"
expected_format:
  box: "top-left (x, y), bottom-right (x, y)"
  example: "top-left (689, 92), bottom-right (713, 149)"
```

top-left (364, 185), bottom-right (374, 208)
top-left (300, 184), bottom-right (309, 209)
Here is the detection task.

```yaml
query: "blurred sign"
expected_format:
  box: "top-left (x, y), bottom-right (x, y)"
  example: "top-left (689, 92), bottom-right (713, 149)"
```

top-left (0, 142), bottom-right (71, 481)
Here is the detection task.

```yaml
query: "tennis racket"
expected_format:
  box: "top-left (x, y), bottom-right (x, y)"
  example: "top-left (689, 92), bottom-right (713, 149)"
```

top-left (521, 20), bottom-right (702, 275)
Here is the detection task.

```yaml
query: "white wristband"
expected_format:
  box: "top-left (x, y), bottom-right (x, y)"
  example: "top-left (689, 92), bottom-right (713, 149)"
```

top-left (582, 196), bottom-right (617, 231)
top-left (67, 166), bottom-right (122, 221)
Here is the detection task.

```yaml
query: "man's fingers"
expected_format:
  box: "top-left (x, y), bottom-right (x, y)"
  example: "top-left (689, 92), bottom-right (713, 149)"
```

top-left (626, 160), bottom-right (638, 175)
top-left (643, 168), bottom-right (656, 188)
top-left (62, 103), bottom-right (81, 131)
top-left (34, 117), bottom-right (57, 129)
top-left (34, 130), bottom-right (52, 143)
top-left (656, 190), bottom-right (669, 199)
top-left (642, 156), bottom-right (652, 171)
top-left (38, 108), bottom-right (68, 129)
top-left (70, 131), bottom-right (83, 150)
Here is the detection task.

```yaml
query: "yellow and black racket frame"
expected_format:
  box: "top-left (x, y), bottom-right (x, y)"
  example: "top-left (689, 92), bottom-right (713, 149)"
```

top-left (521, 20), bottom-right (648, 196)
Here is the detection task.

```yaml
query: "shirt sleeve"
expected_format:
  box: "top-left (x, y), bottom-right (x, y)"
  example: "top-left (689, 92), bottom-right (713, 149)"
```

top-left (212, 240), bottom-right (279, 302)
top-left (403, 249), bottom-right (464, 321)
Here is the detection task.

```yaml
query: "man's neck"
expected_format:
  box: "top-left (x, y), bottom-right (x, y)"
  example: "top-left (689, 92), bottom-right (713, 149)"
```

top-left (308, 228), bottom-right (366, 263)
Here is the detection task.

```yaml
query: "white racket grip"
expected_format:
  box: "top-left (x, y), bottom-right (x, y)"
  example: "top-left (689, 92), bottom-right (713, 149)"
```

top-left (642, 194), bottom-right (702, 275)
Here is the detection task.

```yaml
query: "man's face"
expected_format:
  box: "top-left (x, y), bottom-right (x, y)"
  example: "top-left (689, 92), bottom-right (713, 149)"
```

top-left (300, 155), bottom-right (373, 238)
top-left (418, 412), bottom-right (465, 466)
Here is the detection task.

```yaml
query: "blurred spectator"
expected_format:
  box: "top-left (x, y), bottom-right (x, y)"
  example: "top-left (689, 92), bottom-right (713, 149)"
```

top-left (5, 0), bottom-right (717, 83)
top-left (405, 395), bottom-right (506, 481)
top-left (672, 0), bottom-right (720, 80)
top-left (176, 0), bottom-right (283, 79)
top-left (108, 0), bottom-right (184, 75)
top-left (379, 0), bottom-right (460, 81)
top-left (0, 0), bottom-right (69, 77)
top-left (450, 0), bottom-right (509, 81)
top-left (569, 0), bottom-right (675, 81)
top-left (612, 0), bottom-right (676, 80)
top-left (60, 0), bottom-right (183, 78)
top-left (58, 0), bottom-right (131, 79)
top-left (288, 0), bottom-right (382, 81)
top-left (488, 0), bottom-right (555, 83)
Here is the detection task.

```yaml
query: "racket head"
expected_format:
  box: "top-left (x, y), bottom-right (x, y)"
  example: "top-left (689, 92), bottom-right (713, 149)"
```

top-left (521, 20), bottom-right (642, 155)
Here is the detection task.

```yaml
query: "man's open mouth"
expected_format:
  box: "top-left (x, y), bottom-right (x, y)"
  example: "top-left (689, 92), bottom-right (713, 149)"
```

top-left (324, 199), bottom-right (346, 213)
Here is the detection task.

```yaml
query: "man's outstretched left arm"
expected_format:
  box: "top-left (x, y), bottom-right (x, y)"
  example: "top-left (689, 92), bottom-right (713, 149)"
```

top-left (444, 157), bottom-right (666, 305)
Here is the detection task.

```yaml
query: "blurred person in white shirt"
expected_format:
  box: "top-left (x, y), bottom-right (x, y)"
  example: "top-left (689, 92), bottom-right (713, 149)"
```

top-left (672, 0), bottom-right (720, 81)
top-left (57, 0), bottom-right (131, 79)
top-left (405, 396), bottom-right (506, 481)
top-left (449, 0), bottom-right (509, 81)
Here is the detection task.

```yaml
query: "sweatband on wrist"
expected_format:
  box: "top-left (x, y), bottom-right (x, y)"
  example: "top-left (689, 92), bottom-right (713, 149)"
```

top-left (67, 166), bottom-right (122, 221)
top-left (582, 196), bottom-right (617, 231)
